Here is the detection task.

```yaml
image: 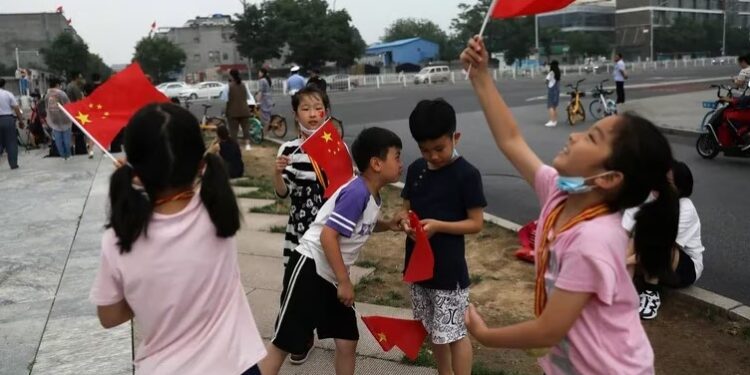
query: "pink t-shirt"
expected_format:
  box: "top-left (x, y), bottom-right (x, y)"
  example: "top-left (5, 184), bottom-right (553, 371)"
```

top-left (534, 166), bottom-right (654, 375)
top-left (89, 194), bottom-right (266, 374)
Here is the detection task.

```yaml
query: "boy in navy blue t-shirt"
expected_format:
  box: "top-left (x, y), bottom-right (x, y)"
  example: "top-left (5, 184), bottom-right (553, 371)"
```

top-left (400, 99), bottom-right (486, 375)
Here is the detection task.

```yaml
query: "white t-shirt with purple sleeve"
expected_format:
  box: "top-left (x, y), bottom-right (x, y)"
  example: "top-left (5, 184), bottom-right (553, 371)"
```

top-left (533, 165), bottom-right (654, 375)
top-left (296, 176), bottom-right (381, 285)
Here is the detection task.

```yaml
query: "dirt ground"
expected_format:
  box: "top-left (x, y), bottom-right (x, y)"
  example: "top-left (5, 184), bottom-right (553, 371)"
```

top-left (240, 143), bottom-right (750, 375)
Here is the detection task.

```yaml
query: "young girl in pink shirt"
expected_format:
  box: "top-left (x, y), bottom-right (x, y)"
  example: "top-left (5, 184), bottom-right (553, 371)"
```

top-left (90, 103), bottom-right (266, 374)
top-left (460, 37), bottom-right (678, 374)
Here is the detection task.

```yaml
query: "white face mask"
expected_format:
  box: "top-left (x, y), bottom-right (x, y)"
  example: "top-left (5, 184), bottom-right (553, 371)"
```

top-left (298, 122), bottom-right (317, 137)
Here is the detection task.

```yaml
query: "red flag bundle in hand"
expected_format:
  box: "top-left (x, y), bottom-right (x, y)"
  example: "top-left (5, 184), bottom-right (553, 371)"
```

top-left (361, 315), bottom-right (427, 360)
top-left (403, 211), bottom-right (434, 283)
top-left (491, 0), bottom-right (575, 19)
top-left (300, 118), bottom-right (354, 198)
top-left (62, 63), bottom-right (170, 149)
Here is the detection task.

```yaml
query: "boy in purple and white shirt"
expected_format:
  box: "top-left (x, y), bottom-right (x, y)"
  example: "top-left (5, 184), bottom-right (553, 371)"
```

top-left (260, 127), bottom-right (404, 375)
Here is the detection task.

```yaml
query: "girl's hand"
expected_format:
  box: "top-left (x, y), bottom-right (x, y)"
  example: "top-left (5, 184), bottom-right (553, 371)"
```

top-left (419, 219), bottom-right (441, 238)
top-left (207, 141), bottom-right (220, 155)
top-left (114, 158), bottom-right (126, 168)
top-left (460, 36), bottom-right (490, 77)
top-left (626, 254), bottom-right (637, 266)
top-left (275, 155), bottom-right (290, 174)
top-left (465, 304), bottom-right (488, 340)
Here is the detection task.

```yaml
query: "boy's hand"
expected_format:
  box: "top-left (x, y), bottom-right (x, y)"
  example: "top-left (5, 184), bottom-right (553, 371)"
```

top-left (419, 219), bottom-right (442, 238)
top-left (207, 140), bottom-right (220, 155)
top-left (275, 155), bottom-right (290, 174)
top-left (465, 304), bottom-right (488, 340)
top-left (337, 279), bottom-right (355, 307)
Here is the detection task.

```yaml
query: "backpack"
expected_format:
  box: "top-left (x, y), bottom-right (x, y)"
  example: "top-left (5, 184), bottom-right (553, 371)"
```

top-left (46, 91), bottom-right (69, 126)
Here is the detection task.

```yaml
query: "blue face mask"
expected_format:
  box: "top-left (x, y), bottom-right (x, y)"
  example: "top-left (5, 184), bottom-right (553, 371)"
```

top-left (556, 172), bottom-right (613, 194)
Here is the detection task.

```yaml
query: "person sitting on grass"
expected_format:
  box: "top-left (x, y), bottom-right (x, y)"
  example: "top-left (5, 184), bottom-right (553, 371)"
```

top-left (209, 125), bottom-right (244, 179)
top-left (623, 160), bottom-right (705, 320)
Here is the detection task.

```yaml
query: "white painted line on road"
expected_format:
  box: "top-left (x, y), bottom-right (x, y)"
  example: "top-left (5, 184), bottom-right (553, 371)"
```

top-left (525, 76), bottom-right (731, 102)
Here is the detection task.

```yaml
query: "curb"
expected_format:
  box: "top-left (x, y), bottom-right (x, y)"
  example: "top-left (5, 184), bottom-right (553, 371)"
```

top-left (263, 138), bottom-right (749, 322)
top-left (655, 124), bottom-right (701, 137)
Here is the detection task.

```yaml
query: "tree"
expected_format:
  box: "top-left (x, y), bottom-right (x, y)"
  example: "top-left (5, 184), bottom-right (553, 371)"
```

top-left (87, 53), bottom-right (113, 79)
top-left (232, 0), bottom-right (365, 69)
top-left (451, 0), bottom-right (534, 65)
top-left (133, 36), bottom-right (186, 83)
top-left (40, 31), bottom-right (90, 76)
top-left (232, 2), bottom-right (283, 68)
top-left (564, 32), bottom-right (610, 62)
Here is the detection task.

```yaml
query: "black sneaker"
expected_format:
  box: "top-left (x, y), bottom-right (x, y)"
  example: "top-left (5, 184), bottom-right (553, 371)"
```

top-left (288, 342), bottom-right (314, 365)
top-left (639, 290), bottom-right (661, 320)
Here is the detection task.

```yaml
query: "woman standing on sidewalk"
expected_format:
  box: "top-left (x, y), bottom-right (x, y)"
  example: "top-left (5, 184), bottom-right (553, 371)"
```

top-left (257, 68), bottom-right (274, 128)
top-left (226, 69), bottom-right (253, 151)
top-left (89, 103), bottom-right (266, 374)
top-left (545, 61), bottom-right (561, 127)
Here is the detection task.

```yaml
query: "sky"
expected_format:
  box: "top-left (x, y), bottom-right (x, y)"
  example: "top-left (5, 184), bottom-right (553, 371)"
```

top-left (3, 0), bottom-right (467, 65)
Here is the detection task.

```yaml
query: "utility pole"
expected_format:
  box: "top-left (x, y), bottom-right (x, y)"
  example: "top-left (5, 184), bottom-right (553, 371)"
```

top-left (722, 0), bottom-right (728, 56)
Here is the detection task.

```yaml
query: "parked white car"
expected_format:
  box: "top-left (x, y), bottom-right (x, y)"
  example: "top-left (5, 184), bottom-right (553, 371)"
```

top-left (156, 82), bottom-right (190, 98)
top-left (179, 81), bottom-right (227, 99)
top-left (414, 66), bottom-right (450, 84)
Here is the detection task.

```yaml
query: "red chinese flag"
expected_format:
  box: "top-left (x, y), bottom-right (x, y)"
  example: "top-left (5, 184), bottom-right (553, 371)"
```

top-left (403, 211), bottom-right (434, 283)
top-left (491, 0), bottom-right (575, 18)
top-left (361, 315), bottom-right (427, 361)
top-left (300, 119), bottom-right (354, 198)
top-left (151, 21), bottom-right (157, 29)
top-left (62, 63), bottom-right (169, 149)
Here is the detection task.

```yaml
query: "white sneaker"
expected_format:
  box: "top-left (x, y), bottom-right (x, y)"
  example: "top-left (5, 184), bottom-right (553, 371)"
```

top-left (88, 150), bottom-right (94, 159)
top-left (639, 290), bottom-right (661, 320)
top-left (245, 144), bottom-right (252, 151)
top-left (545, 121), bottom-right (557, 127)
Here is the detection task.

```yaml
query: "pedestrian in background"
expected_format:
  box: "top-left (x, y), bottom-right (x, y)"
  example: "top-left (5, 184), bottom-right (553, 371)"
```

top-left (225, 69), bottom-right (253, 151)
top-left (0, 78), bottom-right (25, 170)
top-left (545, 60), bottom-right (561, 128)
top-left (45, 78), bottom-right (73, 160)
top-left (614, 53), bottom-right (628, 107)
top-left (256, 67), bottom-right (274, 127)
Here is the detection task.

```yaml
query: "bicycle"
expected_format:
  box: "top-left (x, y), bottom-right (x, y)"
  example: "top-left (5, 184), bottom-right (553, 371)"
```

top-left (565, 79), bottom-right (586, 126)
top-left (589, 79), bottom-right (617, 120)
top-left (185, 99), bottom-right (264, 144)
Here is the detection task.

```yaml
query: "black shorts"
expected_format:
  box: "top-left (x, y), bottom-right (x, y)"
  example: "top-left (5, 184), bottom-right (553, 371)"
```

top-left (662, 247), bottom-right (697, 288)
top-left (271, 251), bottom-right (359, 354)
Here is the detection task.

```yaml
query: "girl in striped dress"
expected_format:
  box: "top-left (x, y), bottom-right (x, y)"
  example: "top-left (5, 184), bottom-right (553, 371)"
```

top-left (270, 86), bottom-right (330, 364)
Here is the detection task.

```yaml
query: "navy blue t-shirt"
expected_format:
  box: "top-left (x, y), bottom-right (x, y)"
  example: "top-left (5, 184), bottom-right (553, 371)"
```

top-left (401, 157), bottom-right (486, 290)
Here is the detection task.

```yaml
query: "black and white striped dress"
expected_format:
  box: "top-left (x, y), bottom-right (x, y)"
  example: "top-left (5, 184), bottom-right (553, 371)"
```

top-left (276, 139), bottom-right (326, 266)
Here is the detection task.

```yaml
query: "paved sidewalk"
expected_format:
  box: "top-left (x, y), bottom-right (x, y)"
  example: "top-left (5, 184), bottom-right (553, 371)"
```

top-left (620, 89), bottom-right (716, 134)
top-left (0, 149), bottom-right (435, 374)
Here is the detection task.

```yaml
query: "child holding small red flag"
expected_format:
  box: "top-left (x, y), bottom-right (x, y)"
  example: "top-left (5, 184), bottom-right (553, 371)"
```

top-left (399, 98), bottom-right (486, 375)
top-left (260, 127), bottom-right (405, 375)
top-left (461, 35), bottom-right (677, 375)
top-left (271, 86), bottom-right (331, 364)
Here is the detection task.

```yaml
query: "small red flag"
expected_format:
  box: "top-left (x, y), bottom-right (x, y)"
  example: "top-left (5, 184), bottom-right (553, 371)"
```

top-left (361, 315), bottom-right (427, 360)
top-left (300, 119), bottom-right (354, 198)
top-left (62, 63), bottom-right (169, 149)
top-left (56, 6), bottom-right (63, 13)
top-left (491, 0), bottom-right (574, 19)
top-left (151, 21), bottom-right (157, 29)
top-left (66, 18), bottom-right (72, 25)
top-left (403, 211), bottom-right (434, 283)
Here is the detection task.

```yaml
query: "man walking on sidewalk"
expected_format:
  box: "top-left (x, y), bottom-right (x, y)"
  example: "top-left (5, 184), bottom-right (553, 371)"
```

top-left (614, 53), bottom-right (628, 108)
top-left (0, 78), bottom-right (24, 170)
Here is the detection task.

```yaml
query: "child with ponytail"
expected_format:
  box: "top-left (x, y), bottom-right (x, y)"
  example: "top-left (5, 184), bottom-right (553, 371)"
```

top-left (89, 103), bottom-right (266, 374)
top-left (460, 36), bottom-right (679, 374)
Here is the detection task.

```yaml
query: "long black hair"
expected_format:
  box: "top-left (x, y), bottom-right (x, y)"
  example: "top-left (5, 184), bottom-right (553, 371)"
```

top-left (605, 113), bottom-right (680, 278)
top-left (550, 60), bottom-right (561, 82)
top-left (259, 67), bottom-right (272, 86)
top-left (107, 103), bottom-right (240, 253)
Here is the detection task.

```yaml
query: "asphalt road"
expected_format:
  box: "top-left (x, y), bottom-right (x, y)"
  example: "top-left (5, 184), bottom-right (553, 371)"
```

top-left (190, 64), bottom-right (750, 304)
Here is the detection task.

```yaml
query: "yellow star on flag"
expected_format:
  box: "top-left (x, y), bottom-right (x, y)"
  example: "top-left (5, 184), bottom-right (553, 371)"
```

top-left (75, 112), bottom-right (91, 125)
top-left (377, 332), bottom-right (387, 343)
top-left (321, 131), bottom-right (333, 142)
top-left (96, 104), bottom-right (103, 110)
top-left (88, 103), bottom-right (94, 109)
